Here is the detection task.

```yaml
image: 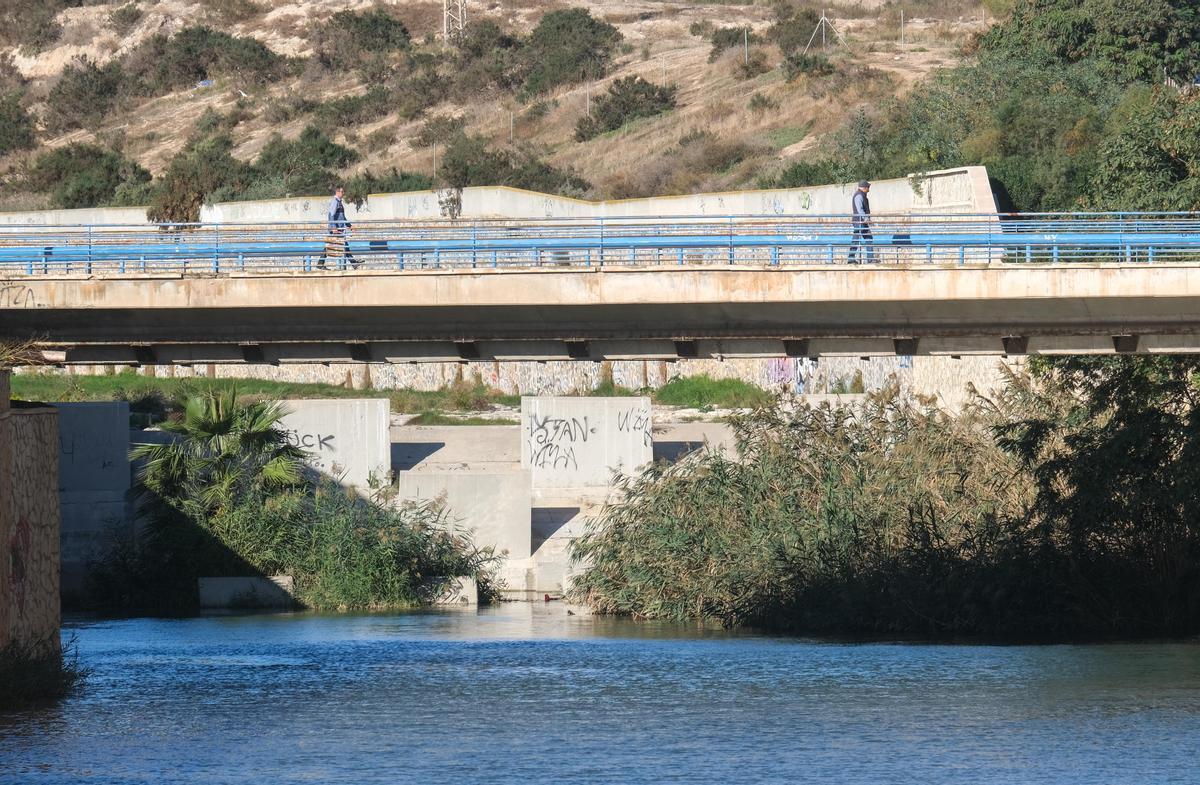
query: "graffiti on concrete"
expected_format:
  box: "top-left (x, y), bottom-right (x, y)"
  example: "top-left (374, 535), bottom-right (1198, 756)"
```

top-left (527, 413), bottom-right (596, 470)
top-left (616, 407), bottom-right (652, 447)
top-left (0, 285), bottom-right (35, 308)
top-left (284, 430), bottom-right (336, 452)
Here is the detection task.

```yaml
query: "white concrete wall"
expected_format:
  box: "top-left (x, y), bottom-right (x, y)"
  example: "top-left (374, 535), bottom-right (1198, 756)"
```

top-left (0, 206), bottom-right (148, 228)
top-left (55, 402), bottom-right (131, 595)
top-left (394, 469), bottom-right (532, 560)
top-left (198, 166), bottom-right (993, 223)
top-left (279, 399), bottom-right (390, 489)
top-left (521, 397), bottom-right (653, 490)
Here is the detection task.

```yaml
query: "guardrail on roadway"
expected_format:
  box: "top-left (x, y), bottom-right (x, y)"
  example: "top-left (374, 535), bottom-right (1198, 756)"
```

top-left (3, 212), bottom-right (1200, 275)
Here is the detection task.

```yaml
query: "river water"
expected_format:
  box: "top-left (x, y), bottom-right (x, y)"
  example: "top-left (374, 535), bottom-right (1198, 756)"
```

top-left (2, 604), bottom-right (1199, 784)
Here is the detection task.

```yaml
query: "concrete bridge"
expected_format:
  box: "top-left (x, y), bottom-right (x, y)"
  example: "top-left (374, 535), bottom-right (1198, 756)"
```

top-left (4, 213), bottom-right (1200, 364)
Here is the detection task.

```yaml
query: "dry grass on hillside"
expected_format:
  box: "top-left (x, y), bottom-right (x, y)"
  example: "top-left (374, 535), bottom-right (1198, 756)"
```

top-left (0, 0), bottom-right (991, 200)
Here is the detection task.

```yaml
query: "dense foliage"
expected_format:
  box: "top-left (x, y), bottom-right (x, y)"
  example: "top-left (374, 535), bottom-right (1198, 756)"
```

top-left (572, 362), bottom-right (1200, 639)
top-left (439, 132), bottom-right (590, 194)
top-left (28, 144), bottom-right (150, 209)
top-left (92, 387), bottom-right (498, 613)
top-left (575, 77), bottom-right (677, 141)
top-left (773, 0), bottom-right (1200, 213)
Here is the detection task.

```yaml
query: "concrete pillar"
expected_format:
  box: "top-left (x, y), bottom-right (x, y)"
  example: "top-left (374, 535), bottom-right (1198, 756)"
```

top-left (0, 368), bottom-right (9, 413)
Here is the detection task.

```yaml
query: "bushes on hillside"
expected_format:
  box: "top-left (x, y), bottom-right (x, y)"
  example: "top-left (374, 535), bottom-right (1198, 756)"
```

top-left (124, 26), bottom-right (293, 94)
top-left (574, 76), bottom-right (677, 141)
top-left (28, 144), bottom-right (150, 209)
top-left (521, 8), bottom-right (621, 96)
top-left (0, 0), bottom-right (74, 53)
top-left (439, 133), bottom-right (590, 195)
top-left (45, 57), bottom-right (124, 132)
top-left (708, 26), bottom-right (758, 62)
top-left (783, 52), bottom-right (835, 80)
top-left (255, 125), bottom-right (358, 195)
top-left (0, 92), bottom-right (34, 155)
top-left (313, 7), bottom-right (410, 65)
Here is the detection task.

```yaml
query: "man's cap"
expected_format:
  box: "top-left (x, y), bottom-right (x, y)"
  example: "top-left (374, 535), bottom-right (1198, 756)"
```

top-left (858, 180), bottom-right (871, 187)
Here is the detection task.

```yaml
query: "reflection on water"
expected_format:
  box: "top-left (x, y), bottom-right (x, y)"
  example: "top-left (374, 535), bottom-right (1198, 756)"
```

top-left (2, 604), bottom-right (1199, 784)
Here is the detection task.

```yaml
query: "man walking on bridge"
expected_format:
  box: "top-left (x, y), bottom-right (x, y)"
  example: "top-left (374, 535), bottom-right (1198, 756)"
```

top-left (848, 179), bottom-right (874, 264)
top-left (317, 185), bottom-right (357, 270)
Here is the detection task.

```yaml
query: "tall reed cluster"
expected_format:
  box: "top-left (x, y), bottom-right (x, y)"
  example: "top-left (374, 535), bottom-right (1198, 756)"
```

top-left (572, 358), bottom-right (1200, 639)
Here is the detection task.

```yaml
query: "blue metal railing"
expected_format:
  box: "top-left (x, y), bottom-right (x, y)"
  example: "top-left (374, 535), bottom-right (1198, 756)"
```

top-left (2, 212), bottom-right (1200, 275)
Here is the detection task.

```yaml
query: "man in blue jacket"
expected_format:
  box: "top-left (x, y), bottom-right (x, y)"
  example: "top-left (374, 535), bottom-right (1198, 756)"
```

top-left (848, 179), bottom-right (873, 264)
top-left (317, 185), bottom-right (357, 269)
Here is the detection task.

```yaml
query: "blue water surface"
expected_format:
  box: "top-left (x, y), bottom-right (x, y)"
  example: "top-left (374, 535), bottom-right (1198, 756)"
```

top-left (1, 604), bottom-right (1198, 784)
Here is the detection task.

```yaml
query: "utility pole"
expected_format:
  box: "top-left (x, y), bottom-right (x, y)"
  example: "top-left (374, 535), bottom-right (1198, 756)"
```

top-left (744, 28), bottom-right (749, 64)
top-left (900, 9), bottom-right (905, 45)
top-left (802, 9), bottom-right (850, 56)
top-left (443, 0), bottom-right (466, 43)
top-left (585, 81), bottom-right (591, 116)
top-left (509, 111), bottom-right (514, 142)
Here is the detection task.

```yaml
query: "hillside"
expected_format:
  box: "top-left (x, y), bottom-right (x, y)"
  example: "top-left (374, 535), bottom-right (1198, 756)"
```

top-left (0, 0), bottom-right (991, 217)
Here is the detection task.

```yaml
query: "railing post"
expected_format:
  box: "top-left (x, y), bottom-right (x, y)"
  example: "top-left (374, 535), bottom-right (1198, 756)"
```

top-left (728, 217), bottom-right (734, 264)
top-left (213, 224), bottom-right (220, 273)
top-left (771, 246), bottom-right (779, 266)
top-left (86, 225), bottom-right (93, 275)
top-left (678, 248), bottom-right (685, 265)
top-left (827, 244), bottom-right (833, 264)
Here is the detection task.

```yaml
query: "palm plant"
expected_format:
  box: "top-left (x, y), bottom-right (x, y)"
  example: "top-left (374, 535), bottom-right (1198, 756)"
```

top-left (131, 385), bottom-right (307, 514)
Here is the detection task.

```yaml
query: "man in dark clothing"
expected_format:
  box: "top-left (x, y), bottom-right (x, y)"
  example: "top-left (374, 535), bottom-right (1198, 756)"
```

top-left (317, 185), bottom-right (357, 270)
top-left (848, 179), bottom-right (874, 264)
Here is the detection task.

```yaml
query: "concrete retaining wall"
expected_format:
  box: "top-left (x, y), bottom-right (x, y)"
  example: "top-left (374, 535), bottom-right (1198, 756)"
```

top-left (0, 166), bottom-right (993, 227)
top-left (55, 402), bottom-right (131, 598)
top-left (0, 398), bottom-right (61, 655)
top-left (198, 576), bottom-right (295, 609)
top-left (279, 398), bottom-right (390, 489)
top-left (394, 469), bottom-right (532, 560)
top-left (200, 166), bottom-right (992, 222)
top-left (521, 397), bottom-right (653, 490)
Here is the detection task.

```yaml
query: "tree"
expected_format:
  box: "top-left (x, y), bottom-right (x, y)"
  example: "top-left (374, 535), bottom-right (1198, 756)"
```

top-left (131, 386), bottom-right (306, 515)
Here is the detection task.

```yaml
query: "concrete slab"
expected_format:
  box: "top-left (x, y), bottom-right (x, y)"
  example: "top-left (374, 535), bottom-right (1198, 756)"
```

top-left (521, 397), bottom-right (652, 490)
top-left (394, 469), bottom-right (532, 560)
top-left (391, 424), bottom-right (520, 471)
top-left (280, 398), bottom-right (390, 489)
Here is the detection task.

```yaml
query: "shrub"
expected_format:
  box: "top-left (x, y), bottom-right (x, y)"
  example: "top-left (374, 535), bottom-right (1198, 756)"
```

top-left (263, 90), bottom-right (317, 123)
top-left (653, 374), bottom-right (772, 409)
top-left (0, 640), bottom-right (85, 707)
top-left (413, 114), bottom-right (467, 148)
top-left (452, 20), bottom-right (526, 96)
top-left (312, 86), bottom-right (393, 130)
top-left (770, 157), bottom-right (844, 188)
top-left (521, 8), bottom-right (622, 96)
top-left (748, 92), bottom-right (779, 113)
top-left (0, 1), bottom-right (68, 54)
top-left (439, 133), bottom-right (590, 194)
top-left (108, 2), bottom-right (143, 36)
top-left (783, 52), bottom-right (835, 80)
top-left (28, 144), bottom-right (151, 209)
top-left (344, 168), bottom-right (434, 206)
top-left (767, 10), bottom-right (820, 57)
top-left (199, 0), bottom-right (263, 24)
top-left (44, 56), bottom-right (125, 132)
top-left (124, 26), bottom-right (292, 95)
top-left (708, 26), bottom-right (758, 62)
top-left (0, 92), bottom-right (34, 154)
top-left (255, 124), bottom-right (359, 195)
top-left (688, 20), bottom-right (715, 38)
top-left (575, 76), bottom-right (677, 141)
top-left (735, 49), bottom-right (771, 79)
top-left (194, 106), bottom-right (248, 135)
top-left (314, 7), bottom-right (410, 68)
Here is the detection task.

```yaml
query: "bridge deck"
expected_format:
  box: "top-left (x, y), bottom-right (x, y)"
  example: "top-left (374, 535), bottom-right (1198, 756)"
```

top-left (4, 213), bottom-right (1200, 362)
